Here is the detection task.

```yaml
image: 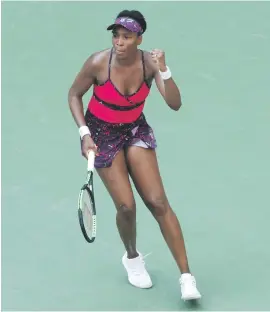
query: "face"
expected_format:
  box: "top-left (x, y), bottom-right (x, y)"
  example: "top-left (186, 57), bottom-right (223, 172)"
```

top-left (112, 26), bottom-right (142, 59)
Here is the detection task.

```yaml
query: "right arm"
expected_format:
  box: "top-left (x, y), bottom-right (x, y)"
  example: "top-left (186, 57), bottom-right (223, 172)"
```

top-left (68, 53), bottom-right (100, 157)
top-left (68, 54), bottom-right (97, 128)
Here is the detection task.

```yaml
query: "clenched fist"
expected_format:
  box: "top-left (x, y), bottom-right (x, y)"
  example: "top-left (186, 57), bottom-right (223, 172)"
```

top-left (150, 49), bottom-right (167, 72)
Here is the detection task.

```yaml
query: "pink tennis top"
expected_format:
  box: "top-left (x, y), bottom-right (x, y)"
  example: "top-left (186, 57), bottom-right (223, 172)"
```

top-left (87, 49), bottom-right (151, 124)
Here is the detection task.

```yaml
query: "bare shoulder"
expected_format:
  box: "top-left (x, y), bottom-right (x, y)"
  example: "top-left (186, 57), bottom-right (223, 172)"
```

top-left (82, 48), bottom-right (111, 74)
top-left (90, 48), bottom-right (111, 65)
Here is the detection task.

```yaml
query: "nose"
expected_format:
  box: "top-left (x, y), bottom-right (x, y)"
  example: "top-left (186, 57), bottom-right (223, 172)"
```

top-left (116, 37), bottom-right (124, 46)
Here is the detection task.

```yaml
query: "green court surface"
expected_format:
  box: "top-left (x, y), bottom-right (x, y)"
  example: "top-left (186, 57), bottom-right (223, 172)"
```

top-left (1, 1), bottom-right (270, 311)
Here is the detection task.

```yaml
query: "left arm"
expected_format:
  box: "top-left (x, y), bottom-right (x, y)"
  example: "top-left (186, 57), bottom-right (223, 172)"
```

top-left (151, 49), bottom-right (182, 111)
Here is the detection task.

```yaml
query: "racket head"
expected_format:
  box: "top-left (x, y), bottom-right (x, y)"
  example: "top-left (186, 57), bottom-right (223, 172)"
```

top-left (78, 184), bottom-right (96, 243)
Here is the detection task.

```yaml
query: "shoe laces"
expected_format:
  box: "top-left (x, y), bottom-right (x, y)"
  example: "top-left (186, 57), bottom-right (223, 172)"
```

top-left (128, 254), bottom-right (148, 276)
top-left (180, 275), bottom-right (196, 287)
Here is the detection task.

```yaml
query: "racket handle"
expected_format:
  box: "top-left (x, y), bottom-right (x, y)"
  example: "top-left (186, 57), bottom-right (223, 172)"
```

top-left (87, 150), bottom-right (95, 172)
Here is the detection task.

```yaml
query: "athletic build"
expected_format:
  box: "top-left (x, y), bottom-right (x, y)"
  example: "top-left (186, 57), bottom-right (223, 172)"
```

top-left (68, 9), bottom-right (201, 301)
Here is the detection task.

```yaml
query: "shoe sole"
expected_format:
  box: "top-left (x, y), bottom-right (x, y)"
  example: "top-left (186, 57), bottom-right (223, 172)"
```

top-left (182, 294), bottom-right (202, 301)
top-left (129, 280), bottom-right (153, 289)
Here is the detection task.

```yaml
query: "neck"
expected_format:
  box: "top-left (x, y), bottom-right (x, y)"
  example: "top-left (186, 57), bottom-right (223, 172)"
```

top-left (114, 48), bottom-right (139, 66)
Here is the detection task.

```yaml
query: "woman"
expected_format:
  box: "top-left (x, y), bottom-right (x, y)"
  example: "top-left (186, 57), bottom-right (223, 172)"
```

top-left (68, 9), bottom-right (201, 301)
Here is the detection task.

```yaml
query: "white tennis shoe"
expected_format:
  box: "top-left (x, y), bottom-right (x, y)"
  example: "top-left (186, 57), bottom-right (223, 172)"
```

top-left (179, 273), bottom-right (202, 300)
top-left (122, 252), bottom-right (153, 289)
top-left (122, 252), bottom-right (201, 300)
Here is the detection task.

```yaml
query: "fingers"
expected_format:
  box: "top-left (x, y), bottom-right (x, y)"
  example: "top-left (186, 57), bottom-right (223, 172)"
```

top-left (150, 49), bottom-right (165, 67)
top-left (150, 49), bottom-right (163, 57)
top-left (83, 149), bottom-right (98, 159)
top-left (151, 49), bottom-right (161, 54)
top-left (84, 145), bottom-right (98, 158)
top-left (81, 137), bottom-right (99, 159)
top-left (150, 52), bottom-right (159, 65)
top-left (90, 144), bottom-right (99, 156)
top-left (150, 49), bottom-right (158, 60)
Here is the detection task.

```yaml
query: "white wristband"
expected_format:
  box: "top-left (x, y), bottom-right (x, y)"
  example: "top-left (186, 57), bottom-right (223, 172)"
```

top-left (79, 125), bottom-right (91, 139)
top-left (159, 66), bottom-right (172, 80)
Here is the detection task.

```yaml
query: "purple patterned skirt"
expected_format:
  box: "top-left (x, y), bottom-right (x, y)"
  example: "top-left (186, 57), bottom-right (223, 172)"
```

top-left (83, 110), bottom-right (157, 168)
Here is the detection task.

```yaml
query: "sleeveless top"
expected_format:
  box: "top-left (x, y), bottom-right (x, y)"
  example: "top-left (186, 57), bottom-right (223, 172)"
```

top-left (87, 49), bottom-right (151, 124)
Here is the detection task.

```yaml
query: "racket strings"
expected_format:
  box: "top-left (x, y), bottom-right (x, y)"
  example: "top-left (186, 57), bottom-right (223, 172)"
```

top-left (82, 190), bottom-right (93, 233)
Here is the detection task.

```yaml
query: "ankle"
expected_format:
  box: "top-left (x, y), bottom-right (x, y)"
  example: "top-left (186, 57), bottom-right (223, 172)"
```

top-left (127, 251), bottom-right (139, 259)
top-left (179, 263), bottom-right (191, 274)
top-left (180, 268), bottom-right (191, 274)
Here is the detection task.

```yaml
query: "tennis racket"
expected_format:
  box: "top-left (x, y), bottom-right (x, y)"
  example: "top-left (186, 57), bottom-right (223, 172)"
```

top-left (78, 150), bottom-right (97, 243)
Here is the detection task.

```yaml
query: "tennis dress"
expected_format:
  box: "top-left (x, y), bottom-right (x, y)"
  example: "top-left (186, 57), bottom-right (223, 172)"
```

top-left (84, 49), bottom-right (157, 168)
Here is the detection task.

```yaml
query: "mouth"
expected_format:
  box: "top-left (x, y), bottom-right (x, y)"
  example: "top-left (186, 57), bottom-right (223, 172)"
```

top-left (116, 49), bottom-right (125, 54)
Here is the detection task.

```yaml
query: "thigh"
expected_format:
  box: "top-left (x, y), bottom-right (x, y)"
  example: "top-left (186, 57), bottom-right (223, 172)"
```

top-left (125, 146), bottom-right (168, 211)
top-left (97, 149), bottom-right (135, 210)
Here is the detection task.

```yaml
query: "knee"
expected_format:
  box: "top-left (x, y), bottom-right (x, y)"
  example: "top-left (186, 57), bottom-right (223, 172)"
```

top-left (145, 196), bottom-right (169, 217)
top-left (117, 202), bottom-right (136, 221)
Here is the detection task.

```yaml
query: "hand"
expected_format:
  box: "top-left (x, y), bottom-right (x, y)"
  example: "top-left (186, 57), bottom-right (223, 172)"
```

top-left (150, 49), bottom-right (167, 72)
top-left (81, 135), bottom-right (98, 159)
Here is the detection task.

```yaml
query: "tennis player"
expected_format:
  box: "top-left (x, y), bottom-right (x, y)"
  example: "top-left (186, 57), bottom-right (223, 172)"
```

top-left (68, 9), bottom-right (201, 301)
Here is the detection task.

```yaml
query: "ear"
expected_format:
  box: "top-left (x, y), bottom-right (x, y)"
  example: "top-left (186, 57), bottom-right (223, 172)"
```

top-left (136, 35), bottom-right (142, 45)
